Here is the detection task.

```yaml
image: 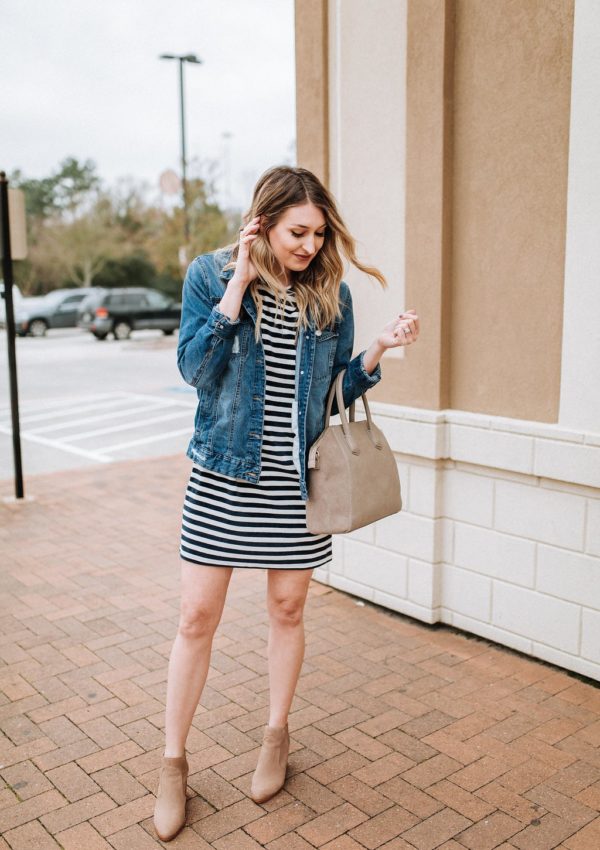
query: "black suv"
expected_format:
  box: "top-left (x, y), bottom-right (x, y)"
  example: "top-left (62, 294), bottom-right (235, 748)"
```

top-left (77, 287), bottom-right (181, 340)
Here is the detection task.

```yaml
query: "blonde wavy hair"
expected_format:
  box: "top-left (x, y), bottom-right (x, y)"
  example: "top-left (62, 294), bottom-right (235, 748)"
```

top-left (220, 165), bottom-right (387, 342)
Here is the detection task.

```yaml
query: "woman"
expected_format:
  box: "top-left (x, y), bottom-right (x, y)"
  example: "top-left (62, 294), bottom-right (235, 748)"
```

top-left (153, 165), bottom-right (419, 841)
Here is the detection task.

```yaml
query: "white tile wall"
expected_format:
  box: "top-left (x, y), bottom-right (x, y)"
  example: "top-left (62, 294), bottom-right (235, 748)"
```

top-left (373, 589), bottom-right (439, 624)
top-left (314, 407), bottom-right (600, 681)
top-left (586, 499), bottom-right (600, 556)
top-left (534, 439), bottom-right (600, 489)
top-left (454, 524), bottom-right (536, 588)
top-left (437, 518), bottom-right (454, 563)
top-left (442, 564), bottom-right (492, 620)
top-left (529, 643), bottom-right (600, 682)
top-left (343, 538), bottom-right (408, 595)
top-left (449, 424), bottom-right (534, 474)
top-left (408, 559), bottom-right (439, 608)
top-left (536, 545), bottom-right (600, 609)
top-left (581, 608), bottom-right (600, 664)
top-left (407, 462), bottom-right (443, 517)
top-left (374, 415), bottom-right (441, 459)
top-left (375, 512), bottom-right (436, 561)
top-left (494, 480), bottom-right (586, 550)
top-left (442, 469), bottom-right (494, 527)
top-left (492, 581), bottom-right (581, 654)
top-left (448, 612), bottom-right (533, 655)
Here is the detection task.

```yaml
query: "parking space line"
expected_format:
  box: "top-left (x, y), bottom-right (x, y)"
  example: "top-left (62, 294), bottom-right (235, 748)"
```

top-left (104, 428), bottom-right (191, 454)
top-left (0, 391), bottom-right (121, 415)
top-left (0, 391), bottom-right (195, 467)
top-left (121, 391), bottom-right (197, 409)
top-left (68, 411), bottom-right (191, 442)
top-left (0, 426), bottom-right (112, 463)
top-left (12, 396), bottom-right (163, 425)
top-left (29, 401), bottom-right (176, 434)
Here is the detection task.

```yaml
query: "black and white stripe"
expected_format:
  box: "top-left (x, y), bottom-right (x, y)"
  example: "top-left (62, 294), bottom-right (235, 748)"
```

top-left (179, 283), bottom-right (332, 569)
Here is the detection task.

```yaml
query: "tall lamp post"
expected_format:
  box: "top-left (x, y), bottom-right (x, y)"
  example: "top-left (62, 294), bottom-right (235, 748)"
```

top-left (159, 52), bottom-right (202, 262)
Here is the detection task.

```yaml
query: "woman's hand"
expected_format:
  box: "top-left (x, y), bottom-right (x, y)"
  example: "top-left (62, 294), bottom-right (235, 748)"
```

top-left (378, 308), bottom-right (420, 349)
top-left (231, 215), bottom-right (261, 288)
top-left (362, 309), bottom-right (420, 375)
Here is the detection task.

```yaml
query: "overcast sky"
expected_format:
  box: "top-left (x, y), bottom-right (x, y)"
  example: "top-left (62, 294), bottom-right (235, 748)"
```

top-left (1, 0), bottom-right (296, 210)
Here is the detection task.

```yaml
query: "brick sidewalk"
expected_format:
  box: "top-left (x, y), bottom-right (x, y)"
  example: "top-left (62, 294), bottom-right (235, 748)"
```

top-left (1, 455), bottom-right (599, 850)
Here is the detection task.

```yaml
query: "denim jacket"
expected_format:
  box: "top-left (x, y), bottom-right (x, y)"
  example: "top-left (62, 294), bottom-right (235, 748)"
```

top-left (177, 246), bottom-right (382, 500)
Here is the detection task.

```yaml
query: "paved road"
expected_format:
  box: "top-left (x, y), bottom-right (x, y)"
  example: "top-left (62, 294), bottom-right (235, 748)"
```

top-left (0, 327), bottom-right (197, 483)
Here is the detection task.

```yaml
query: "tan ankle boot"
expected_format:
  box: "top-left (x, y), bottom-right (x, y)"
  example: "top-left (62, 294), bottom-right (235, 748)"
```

top-left (153, 754), bottom-right (188, 841)
top-left (250, 724), bottom-right (289, 803)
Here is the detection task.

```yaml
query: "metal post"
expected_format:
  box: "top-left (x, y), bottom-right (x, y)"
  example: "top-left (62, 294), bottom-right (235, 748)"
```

top-left (159, 53), bottom-right (201, 266)
top-left (179, 58), bottom-right (190, 246)
top-left (0, 171), bottom-right (24, 499)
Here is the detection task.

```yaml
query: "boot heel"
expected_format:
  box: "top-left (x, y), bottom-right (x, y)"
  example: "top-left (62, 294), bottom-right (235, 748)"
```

top-left (250, 724), bottom-right (289, 803)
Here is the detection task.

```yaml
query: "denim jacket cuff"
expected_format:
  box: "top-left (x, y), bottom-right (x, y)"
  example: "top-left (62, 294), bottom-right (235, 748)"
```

top-left (206, 305), bottom-right (240, 339)
top-left (357, 349), bottom-right (382, 387)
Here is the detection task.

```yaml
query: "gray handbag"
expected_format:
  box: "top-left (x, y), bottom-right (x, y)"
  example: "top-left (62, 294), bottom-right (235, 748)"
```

top-left (306, 368), bottom-right (402, 534)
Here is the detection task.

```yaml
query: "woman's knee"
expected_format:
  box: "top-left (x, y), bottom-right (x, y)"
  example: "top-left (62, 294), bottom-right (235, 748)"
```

top-left (177, 563), bottom-right (231, 640)
top-left (268, 595), bottom-right (305, 628)
top-left (178, 599), bottom-right (221, 640)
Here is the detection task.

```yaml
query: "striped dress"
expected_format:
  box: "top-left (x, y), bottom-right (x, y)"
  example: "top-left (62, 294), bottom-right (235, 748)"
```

top-left (179, 282), bottom-right (333, 569)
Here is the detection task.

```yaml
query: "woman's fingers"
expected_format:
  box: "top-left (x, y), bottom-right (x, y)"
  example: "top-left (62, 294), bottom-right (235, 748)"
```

top-left (398, 310), bottom-right (419, 335)
top-left (391, 314), bottom-right (419, 345)
top-left (238, 217), bottom-right (261, 253)
top-left (396, 320), bottom-right (416, 335)
top-left (401, 309), bottom-right (420, 334)
top-left (240, 216), bottom-right (260, 236)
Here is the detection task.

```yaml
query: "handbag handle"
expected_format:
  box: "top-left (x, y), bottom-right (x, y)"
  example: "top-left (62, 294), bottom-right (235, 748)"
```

top-left (323, 368), bottom-right (383, 454)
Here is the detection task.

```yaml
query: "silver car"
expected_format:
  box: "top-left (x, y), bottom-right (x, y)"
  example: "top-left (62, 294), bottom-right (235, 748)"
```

top-left (11, 288), bottom-right (90, 337)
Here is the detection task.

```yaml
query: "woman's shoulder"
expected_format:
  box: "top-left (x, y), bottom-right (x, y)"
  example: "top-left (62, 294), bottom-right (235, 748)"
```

top-left (192, 245), bottom-right (234, 272)
top-left (338, 280), bottom-right (352, 308)
top-left (187, 246), bottom-right (235, 286)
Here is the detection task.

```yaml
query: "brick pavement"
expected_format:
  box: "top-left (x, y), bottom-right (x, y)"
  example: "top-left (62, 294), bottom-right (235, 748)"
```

top-left (1, 454), bottom-right (599, 850)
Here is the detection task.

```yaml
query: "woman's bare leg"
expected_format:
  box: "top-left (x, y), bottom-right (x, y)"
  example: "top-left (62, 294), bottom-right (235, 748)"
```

top-left (266, 568), bottom-right (314, 727)
top-left (164, 561), bottom-right (233, 757)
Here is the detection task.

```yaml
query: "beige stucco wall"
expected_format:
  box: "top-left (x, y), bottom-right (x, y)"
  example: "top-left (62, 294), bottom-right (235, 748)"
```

top-left (450, 0), bottom-right (574, 421)
top-left (400, 0), bottom-right (455, 410)
top-left (294, 0), bottom-right (329, 185)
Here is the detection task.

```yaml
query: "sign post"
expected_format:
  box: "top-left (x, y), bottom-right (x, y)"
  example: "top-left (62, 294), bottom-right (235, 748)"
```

top-left (0, 172), bottom-right (27, 500)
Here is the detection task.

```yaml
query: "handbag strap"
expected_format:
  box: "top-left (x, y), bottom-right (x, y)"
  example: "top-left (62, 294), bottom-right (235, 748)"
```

top-left (323, 368), bottom-right (382, 453)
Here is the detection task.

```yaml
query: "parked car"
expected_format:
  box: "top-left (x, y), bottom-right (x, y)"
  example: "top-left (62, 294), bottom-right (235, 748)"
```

top-left (0, 281), bottom-right (24, 328)
top-left (77, 287), bottom-right (181, 340)
top-left (12, 288), bottom-right (90, 337)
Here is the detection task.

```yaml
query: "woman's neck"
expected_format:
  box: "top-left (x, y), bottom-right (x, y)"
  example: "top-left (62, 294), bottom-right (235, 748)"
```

top-left (274, 271), bottom-right (292, 290)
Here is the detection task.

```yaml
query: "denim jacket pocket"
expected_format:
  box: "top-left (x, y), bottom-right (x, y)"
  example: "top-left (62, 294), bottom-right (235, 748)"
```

top-left (313, 329), bottom-right (339, 382)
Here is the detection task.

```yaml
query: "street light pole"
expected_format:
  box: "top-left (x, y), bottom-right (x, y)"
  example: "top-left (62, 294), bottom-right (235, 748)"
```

top-left (178, 58), bottom-right (189, 245)
top-left (159, 52), bottom-right (202, 260)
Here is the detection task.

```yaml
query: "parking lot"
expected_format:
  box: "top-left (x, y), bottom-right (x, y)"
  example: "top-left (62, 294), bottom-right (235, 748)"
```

top-left (0, 327), bottom-right (197, 482)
